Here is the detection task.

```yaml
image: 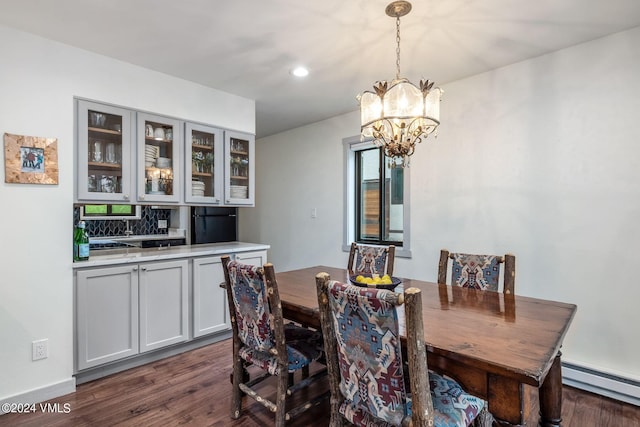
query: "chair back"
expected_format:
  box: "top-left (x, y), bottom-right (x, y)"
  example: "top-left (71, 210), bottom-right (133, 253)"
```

top-left (438, 249), bottom-right (516, 294)
top-left (315, 274), bottom-right (434, 426)
top-left (222, 257), bottom-right (278, 353)
top-left (347, 242), bottom-right (396, 276)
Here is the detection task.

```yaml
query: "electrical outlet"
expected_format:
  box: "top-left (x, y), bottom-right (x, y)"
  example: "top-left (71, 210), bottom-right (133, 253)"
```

top-left (158, 219), bottom-right (168, 229)
top-left (32, 339), bottom-right (48, 361)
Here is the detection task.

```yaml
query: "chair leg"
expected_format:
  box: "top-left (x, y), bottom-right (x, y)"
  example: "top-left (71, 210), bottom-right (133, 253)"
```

top-left (471, 405), bottom-right (493, 427)
top-left (302, 365), bottom-right (310, 379)
top-left (330, 411), bottom-right (347, 427)
top-left (230, 355), bottom-right (244, 419)
top-left (275, 372), bottom-right (289, 427)
top-left (229, 362), bottom-right (250, 393)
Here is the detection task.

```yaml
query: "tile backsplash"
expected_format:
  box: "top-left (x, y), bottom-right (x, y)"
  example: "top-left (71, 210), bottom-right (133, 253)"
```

top-left (73, 206), bottom-right (171, 237)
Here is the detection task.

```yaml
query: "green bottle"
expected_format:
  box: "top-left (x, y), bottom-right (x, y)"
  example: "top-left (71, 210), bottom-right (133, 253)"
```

top-left (73, 221), bottom-right (90, 261)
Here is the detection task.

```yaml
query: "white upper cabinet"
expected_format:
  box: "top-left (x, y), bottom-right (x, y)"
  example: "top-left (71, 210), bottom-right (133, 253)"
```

top-left (224, 130), bottom-right (255, 206)
top-left (76, 99), bottom-right (255, 206)
top-left (77, 100), bottom-right (134, 202)
top-left (185, 122), bottom-right (224, 205)
top-left (137, 112), bottom-right (182, 204)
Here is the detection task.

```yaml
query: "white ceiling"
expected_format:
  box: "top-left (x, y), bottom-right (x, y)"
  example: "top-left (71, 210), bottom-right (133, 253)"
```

top-left (1, 0), bottom-right (640, 138)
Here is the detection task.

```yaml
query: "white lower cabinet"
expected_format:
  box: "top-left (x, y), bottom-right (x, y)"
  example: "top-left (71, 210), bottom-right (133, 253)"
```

top-left (192, 256), bottom-right (227, 338)
top-left (139, 259), bottom-right (189, 352)
top-left (76, 265), bottom-right (139, 370)
top-left (234, 250), bottom-right (267, 267)
top-left (192, 250), bottom-right (267, 338)
top-left (76, 249), bottom-right (267, 372)
top-left (76, 259), bottom-right (188, 370)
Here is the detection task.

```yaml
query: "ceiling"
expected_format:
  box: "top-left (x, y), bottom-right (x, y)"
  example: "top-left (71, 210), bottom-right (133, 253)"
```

top-left (1, 0), bottom-right (640, 138)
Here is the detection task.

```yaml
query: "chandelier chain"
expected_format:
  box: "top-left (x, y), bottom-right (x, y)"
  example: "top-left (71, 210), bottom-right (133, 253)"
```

top-left (395, 16), bottom-right (401, 80)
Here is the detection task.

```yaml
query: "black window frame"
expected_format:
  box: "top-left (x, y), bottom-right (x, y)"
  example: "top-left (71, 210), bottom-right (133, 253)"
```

top-left (354, 147), bottom-right (403, 247)
top-left (80, 204), bottom-right (141, 220)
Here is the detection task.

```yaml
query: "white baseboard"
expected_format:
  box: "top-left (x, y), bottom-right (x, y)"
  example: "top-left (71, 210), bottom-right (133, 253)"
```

top-left (1, 378), bottom-right (76, 415)
top-left (563, 361), bottom-right (640, 406)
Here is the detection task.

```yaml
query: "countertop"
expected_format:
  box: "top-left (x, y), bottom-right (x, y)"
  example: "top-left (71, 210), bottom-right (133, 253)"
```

top-left (72, 241), bottom-right (270, 269)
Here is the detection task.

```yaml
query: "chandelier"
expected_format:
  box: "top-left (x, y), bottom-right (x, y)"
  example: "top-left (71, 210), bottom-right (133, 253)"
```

top-left (357, 1), bottom-right (442, 168)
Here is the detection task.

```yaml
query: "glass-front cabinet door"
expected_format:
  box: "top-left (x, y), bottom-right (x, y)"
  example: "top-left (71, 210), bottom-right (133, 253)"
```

top-left (137, 113), bottom-right (181, 203)
top-left (224, 131), bottom-right (255, 206)
top-left (185, 123), bottom-right (223, 204)
top-left (77, 100), bottom-right (133, 202)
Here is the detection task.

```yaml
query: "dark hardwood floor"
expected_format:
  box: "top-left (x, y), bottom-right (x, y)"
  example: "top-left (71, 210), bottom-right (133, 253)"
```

top-left (3, 339), bottom-right (639, 426)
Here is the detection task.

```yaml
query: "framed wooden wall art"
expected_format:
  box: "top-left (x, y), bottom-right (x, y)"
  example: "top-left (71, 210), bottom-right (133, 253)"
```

top-left (4, 132), bottom-right (59, 185)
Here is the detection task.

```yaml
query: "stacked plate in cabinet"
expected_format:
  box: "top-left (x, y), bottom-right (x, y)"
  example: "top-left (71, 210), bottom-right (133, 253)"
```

top-left (145, 146), bottom-right (159, 168)
top-left (230, 185), bottom-right (248, 199)
top-left (192, 180), bottom-right (205, 196)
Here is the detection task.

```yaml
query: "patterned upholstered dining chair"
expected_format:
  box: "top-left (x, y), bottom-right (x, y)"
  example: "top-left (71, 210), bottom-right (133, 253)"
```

top-left (438, 249), bottom-right (516, 294)
top-left (315, 272), bottom-right (488, 427)
top-left (221, 256), bottom-right (328, 427)
top-left (347, 242), bottom-right (396, 276)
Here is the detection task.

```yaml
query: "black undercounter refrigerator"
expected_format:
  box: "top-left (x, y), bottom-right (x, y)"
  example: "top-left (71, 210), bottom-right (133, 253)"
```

top-left (191, 207), bottom-right (237, 244)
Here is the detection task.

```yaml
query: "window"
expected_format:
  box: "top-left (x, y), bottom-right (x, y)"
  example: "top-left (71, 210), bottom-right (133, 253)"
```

top-left (344, 136), bottom-right (411, 257)
top-left (80, 204), bottom-right (141, 220)
top-left (355, 148), bottom-right (403, 245)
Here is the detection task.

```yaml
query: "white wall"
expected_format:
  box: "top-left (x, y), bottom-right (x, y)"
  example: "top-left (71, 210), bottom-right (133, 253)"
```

top-left (0, 25), bottom-right (254, 401)
top-left (240, 114), bottom-right (353, 271)
top-left (241, 26), bottom-right (640, 380)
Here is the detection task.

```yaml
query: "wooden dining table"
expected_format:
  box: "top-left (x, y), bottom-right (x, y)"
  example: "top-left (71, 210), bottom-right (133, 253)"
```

top-left (274, 265), bottom-right (577, 427)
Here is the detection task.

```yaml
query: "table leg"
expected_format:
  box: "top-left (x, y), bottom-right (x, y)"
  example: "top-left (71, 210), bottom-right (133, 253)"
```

top-left (538, 351), bottom-right (563, 427)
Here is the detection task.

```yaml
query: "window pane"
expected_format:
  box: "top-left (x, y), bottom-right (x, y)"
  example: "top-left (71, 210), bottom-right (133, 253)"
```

top-left (111, 205), bottom-right (133, 215)
top-left (358, 149), bottom-right (380, 241)
top-left (84, 205), bottom-right (107, 215)
top-left (385, 164), bottom-right (403, 242)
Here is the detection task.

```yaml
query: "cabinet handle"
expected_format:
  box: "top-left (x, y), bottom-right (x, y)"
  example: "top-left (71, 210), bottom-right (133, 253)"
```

top-left (141, 267), bottom-right (147, 271)
top-left (123, 194), bottom-right (129, 200)
top-left (140, 195), bottom-right (145, 200)
top-left (133, 267), bottom-right (138, 271)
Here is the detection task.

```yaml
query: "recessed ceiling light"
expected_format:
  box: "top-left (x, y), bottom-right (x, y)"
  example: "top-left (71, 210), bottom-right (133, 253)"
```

top-left (291, 66), bottom-right (309, 77)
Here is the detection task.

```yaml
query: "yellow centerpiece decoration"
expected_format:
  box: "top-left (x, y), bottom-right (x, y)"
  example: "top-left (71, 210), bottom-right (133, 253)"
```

top-left (355, 274), bottom-right (394, 286)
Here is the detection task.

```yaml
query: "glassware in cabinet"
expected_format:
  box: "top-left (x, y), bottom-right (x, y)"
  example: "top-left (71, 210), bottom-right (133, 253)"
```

top-left (185, 122), bottom-right (223, 204)
top-left (77, 100), bottom-right (133, 202)
top-left (137, 113), bottom-right (182, 203)
top-left (224, 130), bottom-right (255, 206)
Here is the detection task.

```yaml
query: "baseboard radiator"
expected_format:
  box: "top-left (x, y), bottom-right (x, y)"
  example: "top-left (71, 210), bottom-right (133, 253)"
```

top-left (563, 362), bottom-right (640, 406)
